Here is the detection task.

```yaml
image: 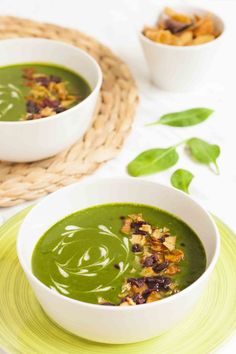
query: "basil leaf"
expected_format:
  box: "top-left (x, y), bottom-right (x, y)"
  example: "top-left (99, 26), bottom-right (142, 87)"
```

top-left (148, 108), bottom-right (214, 127)
top-left (187, 137), bottom-right (220, 174)
top-left (171, 169), bottom-right (194, 193)
top-left (127, 147), bottom-right (179, 177)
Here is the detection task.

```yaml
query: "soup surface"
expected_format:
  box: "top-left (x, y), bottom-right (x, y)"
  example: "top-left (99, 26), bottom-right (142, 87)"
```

top-left (32, 203), bottom-right (206, 306)
top-left (0, 63), bottom-right (91, 121)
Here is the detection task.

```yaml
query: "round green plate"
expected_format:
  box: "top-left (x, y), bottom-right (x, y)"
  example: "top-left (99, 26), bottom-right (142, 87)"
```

top-left (0, 207), bottom-right (236, 354)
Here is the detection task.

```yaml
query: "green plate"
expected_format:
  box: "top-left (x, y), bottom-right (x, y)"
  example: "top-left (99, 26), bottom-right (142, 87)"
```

top-left (0, 207), bottom-right (236, 354)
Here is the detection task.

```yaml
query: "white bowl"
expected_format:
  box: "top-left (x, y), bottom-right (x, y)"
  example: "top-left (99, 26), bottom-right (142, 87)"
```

top-left (0, 38), bottom-right (102, 162)
top-left (140, 6), bottom-right (225, 92)
top-left (17, 177), bottom-right (220, 344)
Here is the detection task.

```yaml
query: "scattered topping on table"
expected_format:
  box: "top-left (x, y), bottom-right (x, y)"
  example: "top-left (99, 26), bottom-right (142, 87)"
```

top-left (100, 213), bottom-right (184, 306)
top-left (142, 7), bottom-right (221, 46)
top-left (21, 68), bottom-right (80, 120)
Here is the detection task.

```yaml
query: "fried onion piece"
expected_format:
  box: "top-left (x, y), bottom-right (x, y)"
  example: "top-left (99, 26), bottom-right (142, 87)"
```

top-left (146, 291), bottom-right (162, 303)
top-left (163, 236), bottom-right (176, 251)
top-left (121, 217), bottom-right (132, 234)
top-left (165, 249), bottom-right (184, 263)
top-left (164, 7), bottom-right (192, 24)
top-left (165, 264), bottom-right (181, 275)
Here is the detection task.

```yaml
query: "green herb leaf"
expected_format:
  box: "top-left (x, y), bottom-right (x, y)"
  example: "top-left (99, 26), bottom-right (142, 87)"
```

top-left (148, 108), bottom-right (214, 127)
top-left (171, 169), bottom-right (194, 193)
top-left (127, 147), bottom-right (179, 177)
top-left (187, 137), bottom-right (220, 174)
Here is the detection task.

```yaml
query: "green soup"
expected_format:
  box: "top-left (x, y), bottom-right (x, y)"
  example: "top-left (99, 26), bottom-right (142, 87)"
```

top-left (32, 203), bottom-right (206, 306)
top-left (0, 63), bottom-right (91, 121)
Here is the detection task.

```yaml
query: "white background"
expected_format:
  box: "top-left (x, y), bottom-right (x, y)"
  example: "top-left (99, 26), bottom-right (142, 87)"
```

top-left (0, 0), bottom-right (235, 353)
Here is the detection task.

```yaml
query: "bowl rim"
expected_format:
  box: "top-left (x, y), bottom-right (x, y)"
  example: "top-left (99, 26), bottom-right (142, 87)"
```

top-left (17, 177), bottom-right (220, 312)
top-left (0, 37), bottom-right (103, 126)
top-left (139, 5), bottom-right (225, 50)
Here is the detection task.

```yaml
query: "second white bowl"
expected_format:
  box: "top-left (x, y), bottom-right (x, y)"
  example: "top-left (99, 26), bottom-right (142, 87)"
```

top-left (0, 38), bottom-right (102, 162)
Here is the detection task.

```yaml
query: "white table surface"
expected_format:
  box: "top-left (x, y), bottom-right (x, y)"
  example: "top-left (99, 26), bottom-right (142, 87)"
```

top-left (0, 0), bottom-right (235, 353)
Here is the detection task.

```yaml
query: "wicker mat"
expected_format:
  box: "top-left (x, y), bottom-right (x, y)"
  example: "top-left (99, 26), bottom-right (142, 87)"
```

top-left (0, 17), bottom-right (139, 207)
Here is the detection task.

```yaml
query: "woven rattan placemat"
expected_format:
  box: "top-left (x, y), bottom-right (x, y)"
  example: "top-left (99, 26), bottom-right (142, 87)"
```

top-left (0, 17), bottom-right (139, 207)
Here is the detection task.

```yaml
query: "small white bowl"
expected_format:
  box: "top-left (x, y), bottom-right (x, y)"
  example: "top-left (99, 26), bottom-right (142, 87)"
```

top-left (140, 6), bottom-right (225, 92)
top-left (17, 177), bottom-right (220, 344)
top-left (0, 38), bottom-right (102, 162)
